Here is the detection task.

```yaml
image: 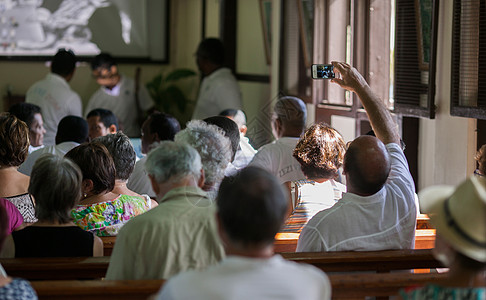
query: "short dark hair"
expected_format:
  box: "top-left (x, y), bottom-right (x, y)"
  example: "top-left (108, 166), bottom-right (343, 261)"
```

top-left (94, 132), bottom-right (136, 181)
top-left (87, 108), bottom-right (118, 130)
top-left (29, 154), bottom-right (82, 224)
top-left (0, 113), bottom-right (29, 167)
top-left (217, 167), bottom-right (288, 247)
top-left (65, 142), bottom-right (116, 195)
top-left (148, 112), bottom-right (181, 141)
top-left (51, 49), bottom-right (76, 77)
top-left (55, 116), bottom-right (89, 145)
top-left (204, 116), bottom-right (240, 161)
top-left (91, 52), bottom-right (117, 70)
top-left (293, 123), bottom-right (346, 180)
top-left (196, 38), bottom-right (225, 65)
top-left (8, 103), bottom-right (42, 129)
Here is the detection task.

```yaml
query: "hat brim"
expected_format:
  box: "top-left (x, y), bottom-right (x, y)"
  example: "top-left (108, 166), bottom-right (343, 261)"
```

top-left (419, 184), bottom-right (486, 262)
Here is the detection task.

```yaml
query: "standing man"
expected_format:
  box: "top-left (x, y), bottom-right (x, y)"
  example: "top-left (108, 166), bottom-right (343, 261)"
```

top-left (85, 53), bottom-right (154, 137)
top-left (26, 49), bottom-right (82, 146)
top-left (192, 38), bottom-right (242, 120)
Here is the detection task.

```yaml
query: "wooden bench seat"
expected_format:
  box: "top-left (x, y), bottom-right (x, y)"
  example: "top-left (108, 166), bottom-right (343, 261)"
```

top-left (30, 272), bottom-right (447, 300)
top-left (1, 249), bottom-right (444, 280)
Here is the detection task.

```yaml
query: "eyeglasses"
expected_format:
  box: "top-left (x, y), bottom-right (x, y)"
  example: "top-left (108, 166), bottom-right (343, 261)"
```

top-left (474, 169), bottom-right (484, 177)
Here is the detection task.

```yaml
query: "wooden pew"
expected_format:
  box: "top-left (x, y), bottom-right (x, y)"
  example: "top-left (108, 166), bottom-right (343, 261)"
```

top-left (31, 279), bottom-right (165, 300)
top-left (281, 249), bottom-right (444, 273)
top-left (0, 256), bottom-right (110, 280)
top-left (101, 236), bottom-right (116, 256)
top-left (30, 272), bottom-right (447, 300)
top-left (1, 249), bottom-right (444, 280)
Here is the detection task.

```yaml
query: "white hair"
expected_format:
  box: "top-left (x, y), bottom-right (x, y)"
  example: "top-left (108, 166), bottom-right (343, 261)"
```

top-left (145, 141), bottom-right (202, 184)
top-left (175, 120), bottom-right (231, 188)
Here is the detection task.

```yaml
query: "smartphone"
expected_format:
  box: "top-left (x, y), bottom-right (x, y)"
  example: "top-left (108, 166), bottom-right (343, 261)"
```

top-left (311, 64), bottom-right (335, 79)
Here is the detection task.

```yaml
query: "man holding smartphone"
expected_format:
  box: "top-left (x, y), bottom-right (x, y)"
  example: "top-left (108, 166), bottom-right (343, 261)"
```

top-left (297, 62), bottom-right (417, 252)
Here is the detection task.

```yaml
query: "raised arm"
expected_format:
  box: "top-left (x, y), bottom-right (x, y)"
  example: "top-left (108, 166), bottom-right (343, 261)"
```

top-left (331, 61), bottom-right (400, 145)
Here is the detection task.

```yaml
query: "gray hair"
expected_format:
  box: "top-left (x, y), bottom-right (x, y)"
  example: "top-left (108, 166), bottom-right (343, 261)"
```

top-left (145, 141), bottom-right (202, 184)
top-left (29, 154), bottom-right (83, 223)
top-left (94, 132), bottom-right (136, 181)
top-left (175, 120), bottom-right (232, 188)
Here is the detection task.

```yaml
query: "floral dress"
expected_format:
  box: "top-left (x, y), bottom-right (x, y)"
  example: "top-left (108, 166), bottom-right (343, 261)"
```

top-left (71, 194), bottom-right (151, 236)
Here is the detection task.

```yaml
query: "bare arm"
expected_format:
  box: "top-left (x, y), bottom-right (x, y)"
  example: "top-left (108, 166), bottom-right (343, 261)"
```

top-left (331, 61), bottom-right (400, 145)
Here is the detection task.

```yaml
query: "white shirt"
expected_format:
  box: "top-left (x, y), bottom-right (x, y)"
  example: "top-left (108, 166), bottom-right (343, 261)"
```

top-left (156, 255), bottom-right (331, 300)
top-left (127, 156), bottom-right (156, 199)
top-left (192, 68), bottom-right (242, 120)
top-left (225, 136), bottom-right (257, 176)
top-left (18, 142), bottom-right (80, 176)
top-left (296, 143), bottom-right (417, 252)
top-left (105, 186), bottom-right (224, 280)
top-left (249, 137), bottom-right (306, 184)
top-left (26, 73), bottom-right (82, 146)
top-left (85, 75), bottom-right (154, 137)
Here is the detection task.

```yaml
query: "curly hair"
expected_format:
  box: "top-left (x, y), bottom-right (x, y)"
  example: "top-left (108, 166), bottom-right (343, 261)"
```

top-left (475, 144), bottom-right (486, 175)
top-left (0, 113), bottom-right (29, 167)
top-left (175, 120), bottom-right (231, 188)
top-left (293, 122), bottom-right (346, 181)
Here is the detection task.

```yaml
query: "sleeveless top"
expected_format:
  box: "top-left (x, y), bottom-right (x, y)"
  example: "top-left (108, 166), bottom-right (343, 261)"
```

top-left (12, 226), bottom-right (94, 257)
top-left (0, 278), bottom-right (38, 300)
top-left (71, 194), bottom-right (151, 236)
top-left (4, 193), bottom-right (37, 223)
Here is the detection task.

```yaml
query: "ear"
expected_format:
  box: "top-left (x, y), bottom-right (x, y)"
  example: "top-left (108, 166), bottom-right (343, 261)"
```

top-left (148, 175), bottom-right (160, 196)
top-left (240, 125), bottom-right (247, 136)
top-left (197, 169), bottom-right (205, 189)
top-left (108, 124), bottom-right (117, 133)
top-left (82, 179), bottom-right (94, 195)
top-left (153, 132), bottom-right (160, 143)
top-left (110, 65), bottom-right (118, 75)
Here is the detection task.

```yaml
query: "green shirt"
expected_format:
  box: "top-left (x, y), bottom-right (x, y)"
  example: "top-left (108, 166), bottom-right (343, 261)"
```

top-left (106, 186), bottom-right (225, 280)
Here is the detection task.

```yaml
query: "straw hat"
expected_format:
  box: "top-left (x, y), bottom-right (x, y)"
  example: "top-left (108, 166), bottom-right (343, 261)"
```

top-left (418, 176), bottom-right (486, 263)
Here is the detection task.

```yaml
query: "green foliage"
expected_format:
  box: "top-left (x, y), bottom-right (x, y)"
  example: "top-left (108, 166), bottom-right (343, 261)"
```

top-left (146, 69), bottom-right (197, 117)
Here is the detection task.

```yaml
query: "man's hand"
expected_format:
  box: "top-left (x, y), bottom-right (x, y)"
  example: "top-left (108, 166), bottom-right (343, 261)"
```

top-left (331, 61), bottom-right (370, 94)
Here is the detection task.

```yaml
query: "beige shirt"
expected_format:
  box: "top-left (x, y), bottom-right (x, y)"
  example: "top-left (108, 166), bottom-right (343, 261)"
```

top-left (105, 186), bottom-right (225, 280)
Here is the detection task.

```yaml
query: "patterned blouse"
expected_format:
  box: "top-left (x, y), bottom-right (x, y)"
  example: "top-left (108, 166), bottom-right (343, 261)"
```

top-left (0, 278), bottom-right (38, 299)
top-left (71, 194), bottom-right (151, 236)
top-left (401, 284), bottom-right (486, 300)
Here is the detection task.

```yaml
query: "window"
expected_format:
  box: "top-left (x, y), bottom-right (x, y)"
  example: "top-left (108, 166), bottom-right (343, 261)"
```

top-left (450, 0), bottom-right (486, 119)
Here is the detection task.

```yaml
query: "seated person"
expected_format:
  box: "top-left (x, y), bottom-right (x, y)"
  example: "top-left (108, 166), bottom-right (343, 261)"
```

top-left (219, 109), bottom-right (257, 175)
top-left (155, 167), bottom-right (331, 300)
top-left (401, 176), bottom-right (486, 299)
top-left (94, 132), bottom-right (157, 208)
top-left (9, 102), bottom-right (46, 153)
top-left (66, 142), bottom-right (151, 236)
top-left (128, 112), bottom-right (181, 199)
top-left (19, 115), bottom-right (89, 176)
top-left (249, 96), bottom-right (307, 184)
top-left (291, 123), bottom-right (347, 220)
top-left (0, 199), bottom-right (23, 235)
top-left (297, 62), bottom-right (416, 252)
top-left (174, 120), bottom-right (232, 199)
top-left (86, 108), bottom-right (118, 140)
top-left (106, 141), bottom-right (224, 280)
top-left (0, 113), bottom-right (37, 223)
top-left (0, 154), bottom-right (103, 257)
top-left (474, 144), bottom-right (486, 176)
top-left (0, 204), bottom-right (37, 298)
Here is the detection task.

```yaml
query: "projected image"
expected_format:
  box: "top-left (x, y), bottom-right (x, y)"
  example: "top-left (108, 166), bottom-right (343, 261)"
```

top-left (0, 0), bottom-right (167, 61)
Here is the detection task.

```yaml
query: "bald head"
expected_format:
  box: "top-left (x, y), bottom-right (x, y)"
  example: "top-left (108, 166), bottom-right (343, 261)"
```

top-left (344, 135), bottom-right (391, 195)
top-left (273, 96), bottom-right (307, 138)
